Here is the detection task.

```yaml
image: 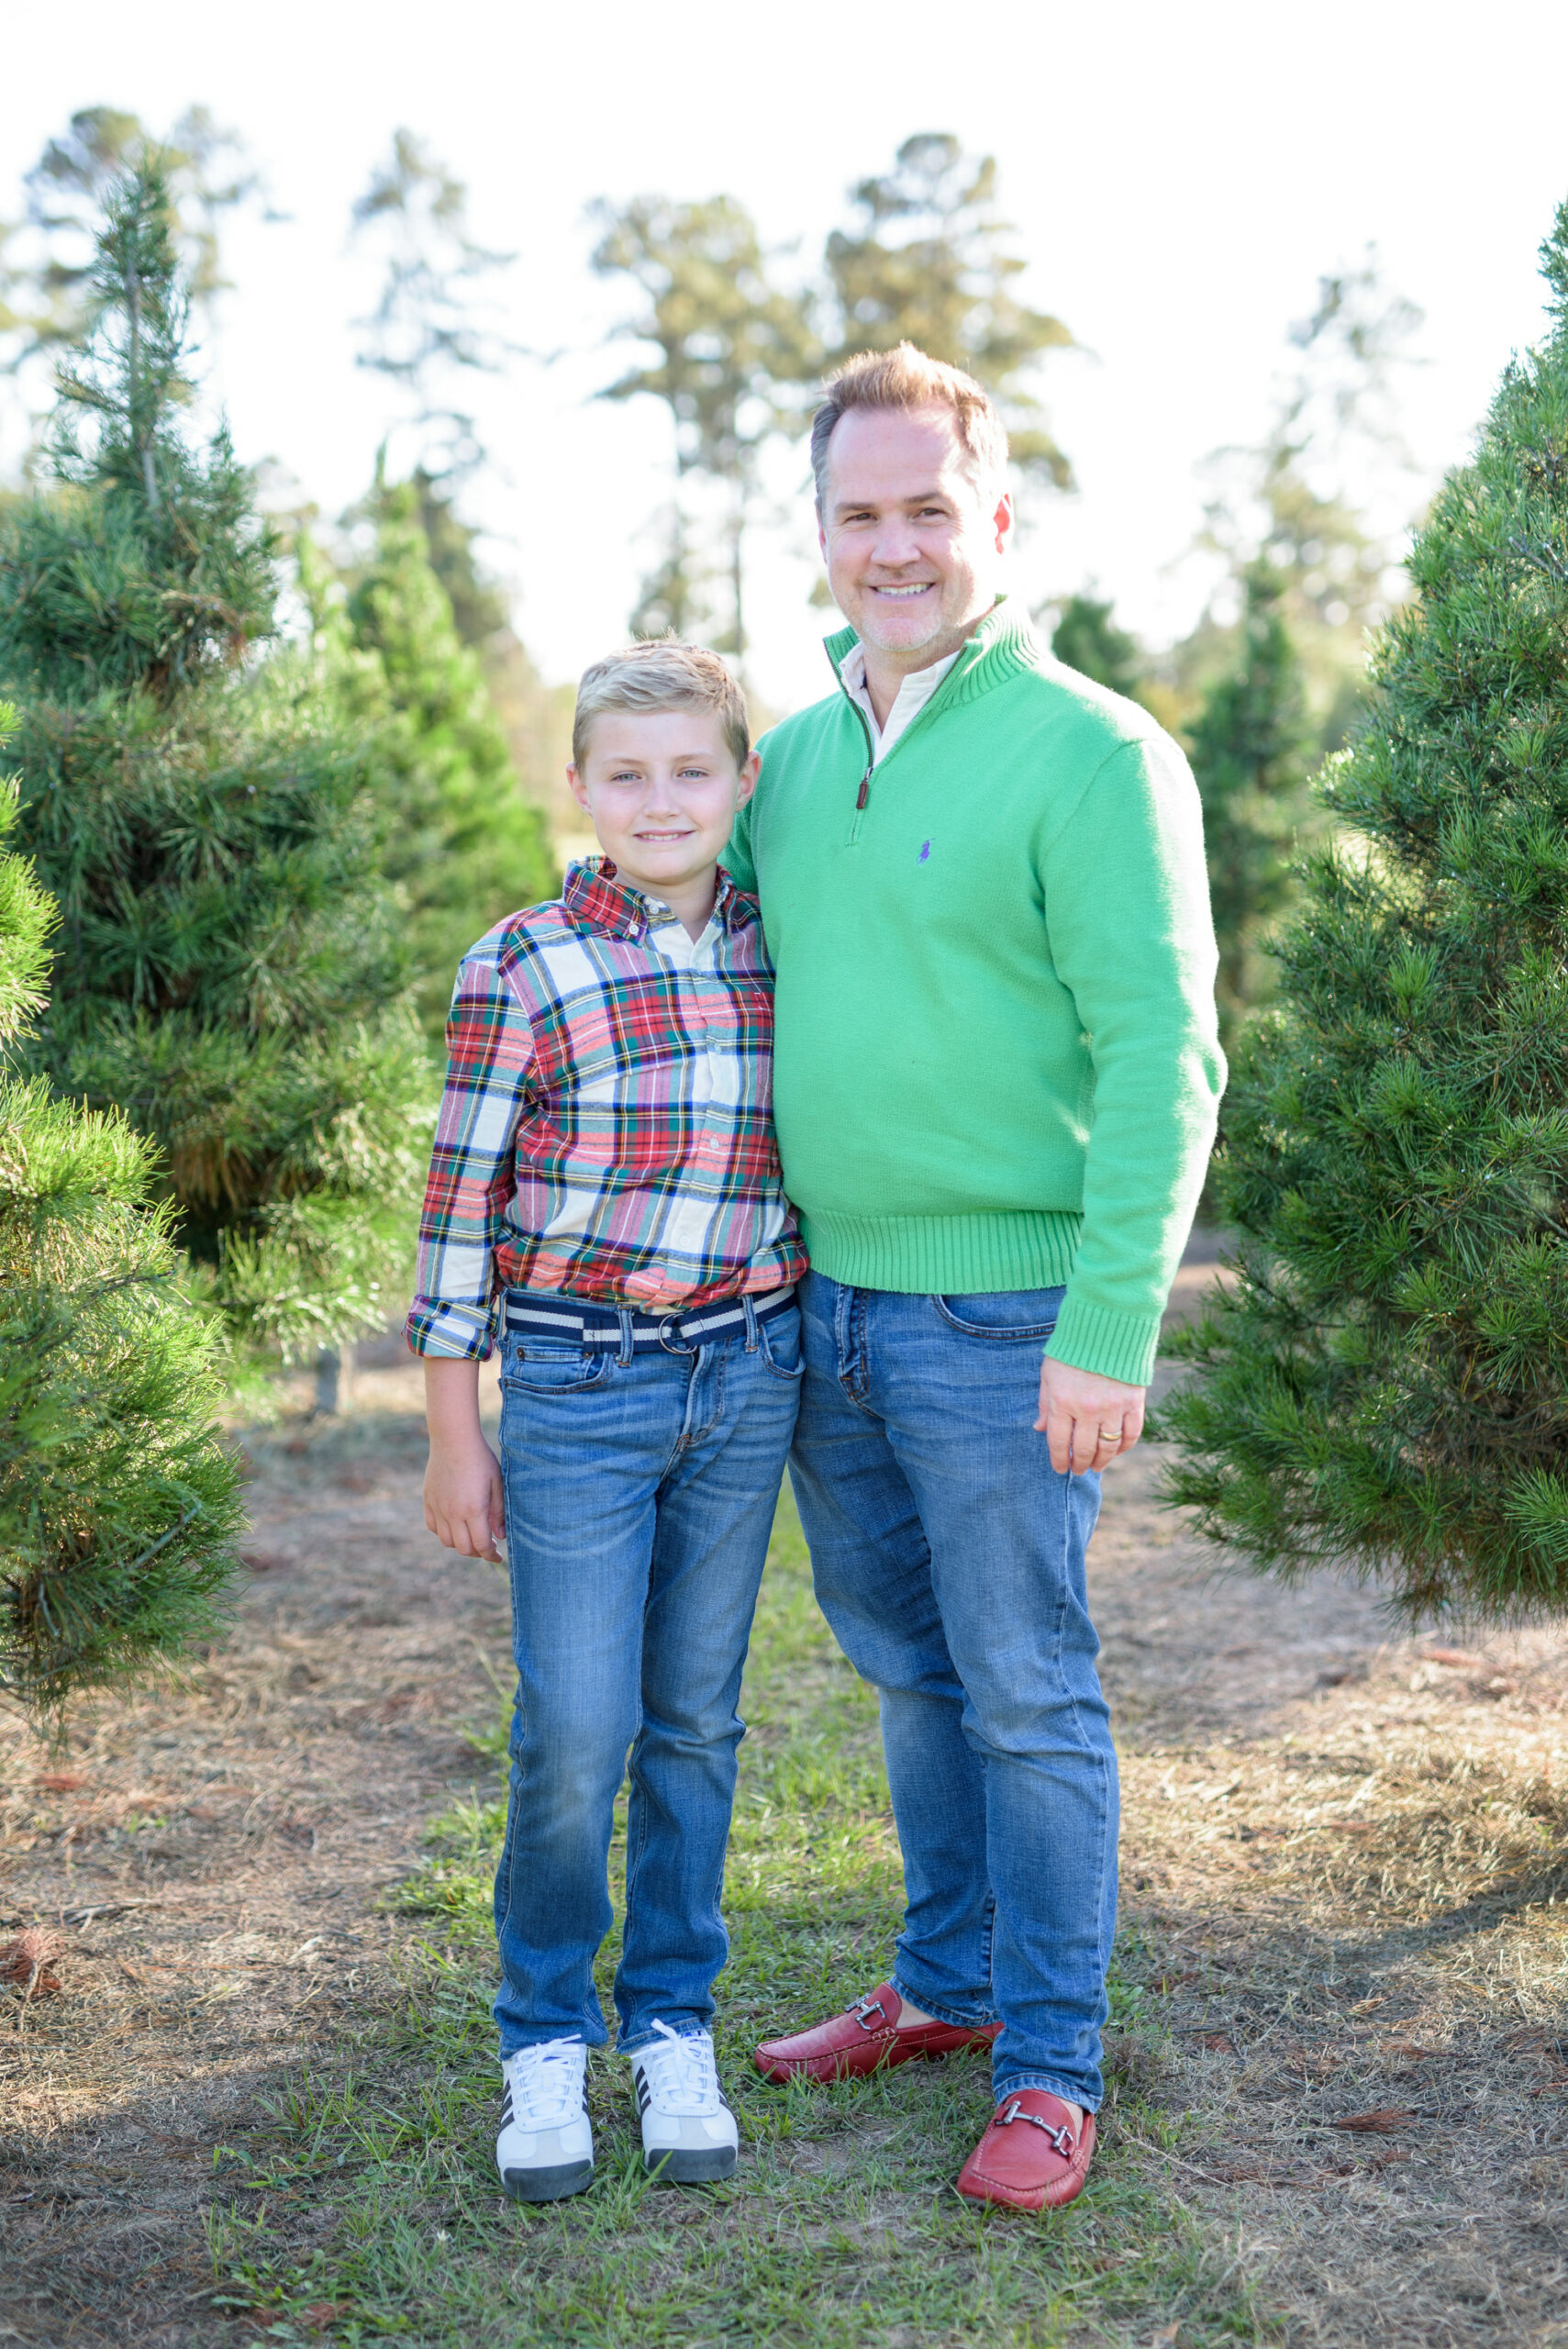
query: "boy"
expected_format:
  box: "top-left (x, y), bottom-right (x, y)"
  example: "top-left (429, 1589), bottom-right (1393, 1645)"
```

top-left (406, 641), bottom-right (805, 2202)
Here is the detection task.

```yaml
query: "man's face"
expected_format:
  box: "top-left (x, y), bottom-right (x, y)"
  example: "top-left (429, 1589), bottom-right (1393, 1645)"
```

top-left (817, 405), bottom-right (1012, 664)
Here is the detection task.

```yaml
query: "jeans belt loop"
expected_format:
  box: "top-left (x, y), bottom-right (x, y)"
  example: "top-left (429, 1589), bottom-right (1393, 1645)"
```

top-left (616, 1307), bottom-right (634, 1369)
top-left (741, 1294), bottom-right (759, 1353)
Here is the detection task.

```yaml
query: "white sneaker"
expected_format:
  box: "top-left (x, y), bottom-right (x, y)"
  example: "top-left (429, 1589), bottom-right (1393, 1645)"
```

top-left (628, 2021), bottom-right (739, 2184)
top-left (496, 2038), bottom-right (593, 2202)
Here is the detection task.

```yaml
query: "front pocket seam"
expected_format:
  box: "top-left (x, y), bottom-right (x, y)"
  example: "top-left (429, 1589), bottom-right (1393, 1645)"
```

top-left (500, 1358), bottom-right (612, 1395)
top-left (932, 1297), bottom-right (1059, 1342)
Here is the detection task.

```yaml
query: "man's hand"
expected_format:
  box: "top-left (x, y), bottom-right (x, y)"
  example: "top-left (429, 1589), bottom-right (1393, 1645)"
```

top-left (423, 1356), bottom-right (506, 1564)
top-left (1036, 1357), bottom-right (1147, 1477)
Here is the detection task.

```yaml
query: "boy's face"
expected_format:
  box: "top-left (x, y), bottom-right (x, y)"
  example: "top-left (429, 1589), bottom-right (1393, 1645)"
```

top-left (568, 709), bottom-right (759, 901)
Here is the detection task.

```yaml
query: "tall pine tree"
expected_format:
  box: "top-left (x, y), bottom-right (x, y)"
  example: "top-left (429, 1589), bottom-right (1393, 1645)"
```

top-left (334, 468), bottom-right (556, 1033)
top-left (0, 154), bottom-right (428, 1368)
top-left (0, 708), bottom-right (242, 1720)
top-left (1050, 593), bottom-right (1145, 697)
top-left (823, 134), bottom-right (1073, 484)
top-left (1162, 198), bottom-right (1568, 1622)
top-left (1186, 563), bottom-right (1314, 1049)
top-left (591, 194), bottom-right (817, 662)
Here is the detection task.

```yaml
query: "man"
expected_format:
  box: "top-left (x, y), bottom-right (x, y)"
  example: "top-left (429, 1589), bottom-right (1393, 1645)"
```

top-left (724, 344), bottom-right (1223, 2211)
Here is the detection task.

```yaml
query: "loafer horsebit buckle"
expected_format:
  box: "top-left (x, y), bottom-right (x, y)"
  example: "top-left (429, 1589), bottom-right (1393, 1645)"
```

top-left (996, 2098), bottom-right (1075, 2155)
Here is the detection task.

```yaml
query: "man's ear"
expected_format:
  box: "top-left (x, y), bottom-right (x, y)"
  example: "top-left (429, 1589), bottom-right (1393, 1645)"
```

top-left (735, 751), bottom-right (762, 808)
top-left (566, 762), bottom-right (592, 814)
top-left (992, 486), bottom-right (1015, 555)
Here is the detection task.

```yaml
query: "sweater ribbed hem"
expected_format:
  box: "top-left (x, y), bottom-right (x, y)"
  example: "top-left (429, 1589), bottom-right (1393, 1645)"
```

top-left (799, 1208), bottom-right (1082, 1296)
top-left (1044, 1295), bottom-right (1162, 1387)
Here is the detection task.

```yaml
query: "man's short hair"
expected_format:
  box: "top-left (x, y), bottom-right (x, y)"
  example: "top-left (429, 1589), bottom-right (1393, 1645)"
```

top-left (810, 343), bottom-right (1010, 509)
top-left (572, 640), bottom-right (750, 771)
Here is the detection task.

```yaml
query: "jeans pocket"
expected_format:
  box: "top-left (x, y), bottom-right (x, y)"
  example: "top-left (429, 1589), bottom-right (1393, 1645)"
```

top-left (933, 1288), bottom-right (1063, 1342)
top-left (499, 1336), bottom-right (612, 1395)
top-left (757, 1304), bottom-right (806, 1381)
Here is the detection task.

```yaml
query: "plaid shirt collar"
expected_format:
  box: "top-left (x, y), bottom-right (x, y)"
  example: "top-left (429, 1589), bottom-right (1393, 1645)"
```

top-left (562, 856), bottom-right (753, 941)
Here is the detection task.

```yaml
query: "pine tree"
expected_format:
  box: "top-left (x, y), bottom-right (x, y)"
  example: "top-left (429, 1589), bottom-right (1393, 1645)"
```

top-left (338, 467), bottom-right (556, 1032)
top-left (823, 134), bottom-right (1073, 484)
top-left (1162, 198), bottom-right (1568, 1623)
top-left (591, 194), bottom-right (817, 663)
top-left (1051, 593), bottom-right (1145, 697)
top-left (1186, 563), bottom-right (1314, 1047)
top-left (0, 155), bottom-right (428, 1368)
top-left (0, 707), bottom-right (242, 1720)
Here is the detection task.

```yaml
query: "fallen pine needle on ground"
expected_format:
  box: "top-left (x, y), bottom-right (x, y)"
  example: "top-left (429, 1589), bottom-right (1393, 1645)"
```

top-left (1, 1246), bottom-right (1564, 2347)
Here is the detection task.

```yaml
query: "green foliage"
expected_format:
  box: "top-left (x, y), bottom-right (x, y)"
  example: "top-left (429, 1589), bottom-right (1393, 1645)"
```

top-left (1, 104), bottom-right (260, 360)
top-left (592, 194), bottom-right (817, 659)
top-left (336, 469), bottom-right (557, 1031)
top-left (824, 133), bottom-right (1074, 484)
top-left (595, 135), bottom-right (1074, 647)
top-left (350, 130), bottom-right (514, 481)
top-left (1191, 260), bottom-right (1423, 760)
top-left (1161, 197), bottom-right (1568, 1623)
top-left (1051, 592), bottom-right (1145, 697)
top-left (0, 157), bottom-right (430, 1364)
top-left (0, 713), bottom-right (241, 1721)
top-left (407, 466), bottom-right (509, 647)
top-left (1186, 563), bottom-right (1314, 1045)
top-left (1, 161), bottom-right (273, 701)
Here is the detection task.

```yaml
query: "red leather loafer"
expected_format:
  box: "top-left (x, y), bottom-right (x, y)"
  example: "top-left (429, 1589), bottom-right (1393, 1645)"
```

top-left (753, 1982), bottom-right (1000, 2085)
top-left (955, 2090), bottom-right (1096, 2210)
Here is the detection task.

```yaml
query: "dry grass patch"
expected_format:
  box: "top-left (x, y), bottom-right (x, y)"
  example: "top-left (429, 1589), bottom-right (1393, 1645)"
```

top-left (1110, 1615), bottom-right (1568, 2348)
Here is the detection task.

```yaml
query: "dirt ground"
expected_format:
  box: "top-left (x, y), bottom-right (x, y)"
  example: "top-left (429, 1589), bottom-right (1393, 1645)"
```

top-left (3, 1242), bottom-right (1566, 2347)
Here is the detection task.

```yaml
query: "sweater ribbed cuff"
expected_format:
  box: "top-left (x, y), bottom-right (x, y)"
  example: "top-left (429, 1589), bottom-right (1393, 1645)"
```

top-left (1043, 1294), bottom-right (1162, 1387)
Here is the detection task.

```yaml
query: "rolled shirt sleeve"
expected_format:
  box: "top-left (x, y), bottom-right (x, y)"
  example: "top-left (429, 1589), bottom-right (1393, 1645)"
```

top-left (404, 951), bottom-right (535, 1361)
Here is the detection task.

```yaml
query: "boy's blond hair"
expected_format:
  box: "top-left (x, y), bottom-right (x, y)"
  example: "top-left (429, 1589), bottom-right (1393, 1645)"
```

top-left (572, 640), bottom-right (750, 772)
top-left (810, 342), bottom-right (1009, 508)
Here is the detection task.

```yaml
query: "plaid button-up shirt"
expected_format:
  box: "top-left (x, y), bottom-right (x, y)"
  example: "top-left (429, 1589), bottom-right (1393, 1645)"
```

top-left (404, 860), bottom-right (806, 1360)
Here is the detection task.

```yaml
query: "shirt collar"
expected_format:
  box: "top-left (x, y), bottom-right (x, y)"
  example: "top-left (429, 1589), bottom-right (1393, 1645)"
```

top-left (562, 856), bottom-right (753, 941)
top-left (837, 642), bottom-right (962, 743)
top-left (838, 641), bottom-right (959, 698)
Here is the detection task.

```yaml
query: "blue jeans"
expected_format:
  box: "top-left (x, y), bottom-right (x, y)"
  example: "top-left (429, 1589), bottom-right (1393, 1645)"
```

top-left (788, 1274), bottom-right (1118, 2110)
top-left (493, 1293), bottom-right (802, 2057)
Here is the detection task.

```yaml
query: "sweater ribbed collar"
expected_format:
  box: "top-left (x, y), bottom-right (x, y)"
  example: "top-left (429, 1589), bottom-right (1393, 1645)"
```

top-left (823, 597), bottom-right (1044, 723)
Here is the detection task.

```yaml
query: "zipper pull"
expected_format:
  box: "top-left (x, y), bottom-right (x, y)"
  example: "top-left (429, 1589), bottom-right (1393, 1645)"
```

top-left (855, 764), bottom-right (872, 811)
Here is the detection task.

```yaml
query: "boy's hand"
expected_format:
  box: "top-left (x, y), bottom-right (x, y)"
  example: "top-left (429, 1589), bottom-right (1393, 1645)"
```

top-left (1035, 1358), bottom-right (1147, 1476)
top-left (421, 1354), bottom-right (506, 1564)
top-left (424, 1434), bottom-right (506, 1564)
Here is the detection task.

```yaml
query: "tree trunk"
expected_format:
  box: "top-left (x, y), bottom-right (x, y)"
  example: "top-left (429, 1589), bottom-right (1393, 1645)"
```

top-left (313, 1344), bottom-right (354, 1417)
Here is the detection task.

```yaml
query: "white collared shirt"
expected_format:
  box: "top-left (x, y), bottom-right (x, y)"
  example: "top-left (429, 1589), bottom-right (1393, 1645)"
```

top-left (839, 643), bottom-right (962, 764)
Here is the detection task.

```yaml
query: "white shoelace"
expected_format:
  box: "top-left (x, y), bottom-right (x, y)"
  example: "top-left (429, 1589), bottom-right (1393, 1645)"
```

top-left (638, 2020), bottom-right (723, 2115)
top-left (504, 2037), bottom-right (585, 2128)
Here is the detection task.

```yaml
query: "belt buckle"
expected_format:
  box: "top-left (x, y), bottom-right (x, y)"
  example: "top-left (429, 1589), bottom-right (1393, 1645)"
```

top-left (656, 1310), bottom-right (693, 1355)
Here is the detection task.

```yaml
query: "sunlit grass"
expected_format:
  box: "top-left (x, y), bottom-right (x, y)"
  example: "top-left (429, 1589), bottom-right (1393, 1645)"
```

top-left (208, 1491), bottom-right (1266, 2348)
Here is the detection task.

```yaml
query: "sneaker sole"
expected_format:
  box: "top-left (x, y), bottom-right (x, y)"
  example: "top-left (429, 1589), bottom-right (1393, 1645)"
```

top-left (644, 2143), bottom-right (738, 2185)
top-left (501, 2158), bottom-right (594, 2203)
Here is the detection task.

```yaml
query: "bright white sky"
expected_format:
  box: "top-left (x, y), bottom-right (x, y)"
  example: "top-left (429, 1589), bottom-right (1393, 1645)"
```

top-left (6, 0), bottom-right (1568, 716)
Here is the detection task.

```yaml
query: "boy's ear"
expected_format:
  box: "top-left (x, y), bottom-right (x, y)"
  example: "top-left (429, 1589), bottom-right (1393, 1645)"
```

top-left (566, 763), bottom-right (591, 813)
top-left (735, 751), bottom-right (762, 808)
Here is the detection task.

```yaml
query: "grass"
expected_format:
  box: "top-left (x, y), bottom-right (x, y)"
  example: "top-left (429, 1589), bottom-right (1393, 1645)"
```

top-left (207, 1490), bottom-right (1266, 2349)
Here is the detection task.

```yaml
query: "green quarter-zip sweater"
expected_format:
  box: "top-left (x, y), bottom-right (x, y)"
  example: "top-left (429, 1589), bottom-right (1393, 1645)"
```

top-left (722, 604), bottom-right (1225, 1387)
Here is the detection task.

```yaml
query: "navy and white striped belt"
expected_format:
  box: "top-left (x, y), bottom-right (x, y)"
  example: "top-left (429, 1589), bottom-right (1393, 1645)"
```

top-left (503, 1283), bottom-right (796, 1353)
